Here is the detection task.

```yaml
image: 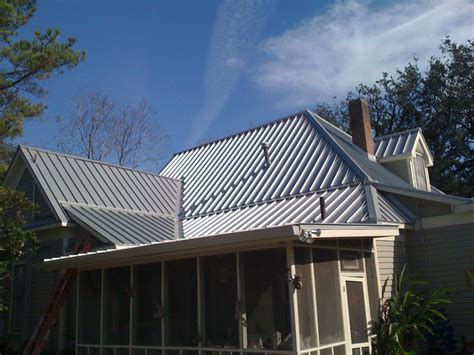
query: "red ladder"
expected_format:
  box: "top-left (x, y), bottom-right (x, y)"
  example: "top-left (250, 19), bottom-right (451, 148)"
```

top-left (23, 238), bottom-right (92, 355)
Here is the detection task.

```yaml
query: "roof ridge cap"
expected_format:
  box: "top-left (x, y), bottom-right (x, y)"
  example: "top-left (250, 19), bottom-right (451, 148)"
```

top-left (305, 109), bottom-right (352, 139)
top-left (374, 127), bottom-right (421, 141)
top-left (303, 111), bottom-right (371, 182)
top-left (60, 201), bottom-right (178, 219)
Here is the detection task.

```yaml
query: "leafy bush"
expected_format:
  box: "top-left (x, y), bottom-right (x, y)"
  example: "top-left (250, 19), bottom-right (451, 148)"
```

top-left (371, 265), bottom-right (452, 354)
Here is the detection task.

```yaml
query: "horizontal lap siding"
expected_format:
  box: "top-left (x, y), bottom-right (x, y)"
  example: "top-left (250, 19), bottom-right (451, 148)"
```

top-left (375, 235), bottom-right (407, 299)
top-left (406, 223), bottom-right (474, 342)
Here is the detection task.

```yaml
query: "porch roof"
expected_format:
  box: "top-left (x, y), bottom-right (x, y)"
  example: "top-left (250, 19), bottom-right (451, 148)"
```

top-left (42, 223), bottom-right (401, 270)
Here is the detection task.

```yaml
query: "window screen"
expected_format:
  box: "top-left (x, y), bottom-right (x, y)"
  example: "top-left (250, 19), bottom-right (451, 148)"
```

top-left (133, 262), bottom-right (162, 345)
top-left (166, 258), bottom-right (198, 346)
top-left (103, 266), bottom-right (131, 345)
top-left (294, 247), bottom-right (317, 349)
top-left (414, 155), bottom-right (427, 190)
top-left (242, 248), bottom-right (292, 350)
top-left (78, 270), bottom-right (102, 344)
top-left (313, 248), bottom-right (345, 345)
top-left (203, 253), bottom-right (238, 347)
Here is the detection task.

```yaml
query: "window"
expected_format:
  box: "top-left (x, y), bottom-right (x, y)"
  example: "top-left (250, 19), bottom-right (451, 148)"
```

top-left (414, 155), bottom-right (427, 190)
top-left (202, 254), bottom-right (238, 347)
top-left (340, 250), bottom-right (364, 272)
top-left (313, 248), bottom-right (345, 345)
top-left (242, 248), bottom-right (292, 350)
top-left (165, 258), bottom-right (198, 346)
top-left (103, 266), bottom-right (131, 345)
top-left (294, 247), bottom-right (317, 349)
top-left (10, 263), bottom-right (25, 332)
top-left (78, 270), bottom-right (102, 344)
top-left (133, 262), bottom-right (162, 345)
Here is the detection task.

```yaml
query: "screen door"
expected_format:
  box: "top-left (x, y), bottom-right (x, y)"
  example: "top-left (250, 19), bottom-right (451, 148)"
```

top-left (342, 277), bottom-right (371, 355)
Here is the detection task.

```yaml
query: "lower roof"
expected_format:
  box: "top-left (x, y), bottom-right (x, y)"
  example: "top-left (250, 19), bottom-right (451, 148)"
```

top-left (42, 223), bottom-right (401, 270)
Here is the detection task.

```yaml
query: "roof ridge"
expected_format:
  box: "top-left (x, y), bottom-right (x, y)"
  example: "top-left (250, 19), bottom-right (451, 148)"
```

top-left (19, 145), bottom-right (182, 183)
top-left (60, 201), bottom-right (178, 219)
top-left (374, 127), bottom-right (421, 141)
top-left (184, 182), bottom-right (364, 220)
top-left (304, 110), bottom-right (370, 182)
top-left (169, 111), bottom-right (305, 157)
top-left (306, 109), bottom-right (353, 140)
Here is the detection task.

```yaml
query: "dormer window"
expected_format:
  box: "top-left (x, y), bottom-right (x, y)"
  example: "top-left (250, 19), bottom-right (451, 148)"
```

top-left (374, 128), bottom-right (434, 191)
top-left (414, 153), bottom-right (429, 190)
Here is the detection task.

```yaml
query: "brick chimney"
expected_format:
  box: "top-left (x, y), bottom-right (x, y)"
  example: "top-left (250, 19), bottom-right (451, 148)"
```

top-left (349, 98), bottom-right (374, 156)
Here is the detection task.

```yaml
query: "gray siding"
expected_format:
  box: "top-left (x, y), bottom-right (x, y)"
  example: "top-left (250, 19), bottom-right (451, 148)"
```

top-left (406, 223), bottom-right (474, 342)
top-left (375, 235), bottom-right (407, 299)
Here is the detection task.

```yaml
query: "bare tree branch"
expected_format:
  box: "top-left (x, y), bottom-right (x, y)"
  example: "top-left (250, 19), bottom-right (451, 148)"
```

top-left (57, 92), bottom-right (167, 169)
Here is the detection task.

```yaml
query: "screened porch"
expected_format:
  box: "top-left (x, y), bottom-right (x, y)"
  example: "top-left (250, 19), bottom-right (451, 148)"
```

top-left (76, 240), bottom-right (379, 355)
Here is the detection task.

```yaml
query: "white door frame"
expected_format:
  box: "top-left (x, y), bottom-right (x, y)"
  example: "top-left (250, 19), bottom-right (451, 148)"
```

top-left (340, 274), bottom-right (372, 355)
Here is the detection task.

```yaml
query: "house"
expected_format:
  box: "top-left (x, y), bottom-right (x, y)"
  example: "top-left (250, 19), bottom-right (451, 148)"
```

top-left (2, 99), bottom-right (473, 354)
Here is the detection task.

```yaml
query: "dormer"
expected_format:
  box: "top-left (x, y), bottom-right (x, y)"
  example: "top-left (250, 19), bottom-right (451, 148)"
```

top-left (374, 128), bottom-right (434, 191)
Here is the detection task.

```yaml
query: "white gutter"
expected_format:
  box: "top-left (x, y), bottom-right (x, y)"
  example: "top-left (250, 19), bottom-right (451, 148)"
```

top-left (42, 223), bottom-right (400, 270)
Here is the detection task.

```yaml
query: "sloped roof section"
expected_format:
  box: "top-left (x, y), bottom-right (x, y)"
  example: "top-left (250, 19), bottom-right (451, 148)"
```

top-left (20, 146), bottom-right (182, 221)
top-left (374, 128), bottom-right (419, 158)
top-left (183, 184), bottom-right (369, 237)
top-left (161, 114), bottom-right (361, 218)
top-left (374, 128), bottom-right (433, 165)
top-left (306, 111), bottom-right (416, 189)
top-left (63, 204), bottom-right (179, 246)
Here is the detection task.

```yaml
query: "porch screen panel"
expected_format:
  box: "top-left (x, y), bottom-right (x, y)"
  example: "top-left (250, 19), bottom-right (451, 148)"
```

top-left (364, 252), bottom-right (379, 322)
top-left (203, 253), bottom-right (238, 347)
top-left (103, 266), bottom-right (131, 345)
top-left (78, 270), bottom-right (101, 344)
top-left (346, 281), bottom-right (369, 344)
top-left (313, 248), bottom-right (344, 345)
top-left (242, 248), bottom-right (292, 350)
top-left (166, 258), bottom-right (198, 346)
top-left (294, 247), bottom-right (317, 349)
top-left (133, 262), bottom-right (162, 345)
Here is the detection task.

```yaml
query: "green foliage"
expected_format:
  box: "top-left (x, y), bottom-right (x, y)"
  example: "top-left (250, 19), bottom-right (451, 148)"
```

top-left (0, 186), bottom-right (37, 311)
top-left (0, 0), bottom-right (83, 311)
top-left (315, 38), bottom-right (473, 197)
top-left (371, 265), bottom-right (452, 355)
top-left (0, 0), bottom-right (85, 143)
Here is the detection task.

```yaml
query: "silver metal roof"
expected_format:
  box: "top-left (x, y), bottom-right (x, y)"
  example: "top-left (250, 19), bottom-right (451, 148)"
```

top-left (20, 146), bottom-right (182, 222)
top-left (183, 184), bottom-right (369, 237)
top-left (63, 204), bottom-right (179, 246)
top-left (374, 128), bottom-right (420, 159)
top-left (161, 114), bottom-right (361, 218)
top-left (373, 128), bottom-right (434, 166)
top-left (307, 111), bottom-right (416, 189)
top-left (162, 111), bottom-right (415, 230)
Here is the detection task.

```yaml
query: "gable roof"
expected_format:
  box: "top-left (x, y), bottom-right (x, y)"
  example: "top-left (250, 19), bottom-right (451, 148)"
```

top-left (4, 146), bottom-right (183, 245)
top-left (374, 128), bottom-right (434, 166)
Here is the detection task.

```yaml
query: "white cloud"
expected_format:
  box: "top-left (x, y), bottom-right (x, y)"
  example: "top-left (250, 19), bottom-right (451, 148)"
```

top-left (256, 0), bottom-right (473, 106)
top-left (187, 0), bottom-right (272, 146)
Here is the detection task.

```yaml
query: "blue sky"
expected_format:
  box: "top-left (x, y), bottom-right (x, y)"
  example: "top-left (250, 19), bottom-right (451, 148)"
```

top-left (19, 0), bottom-right (473, 168)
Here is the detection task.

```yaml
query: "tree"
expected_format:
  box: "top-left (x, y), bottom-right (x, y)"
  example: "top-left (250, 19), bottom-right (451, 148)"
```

top-left (58, 91), bottom-right (168, 168)
top-left (0, 0), bottom-right (84, 309)
top-left (315, 38), bottom-right (473, 197)
top-left (0, 187), bottom-right (36, 311)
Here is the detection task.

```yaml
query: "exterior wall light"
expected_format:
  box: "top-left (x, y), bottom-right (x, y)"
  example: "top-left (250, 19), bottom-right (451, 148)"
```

top-left (299, 228), bottom-right (321, 244)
